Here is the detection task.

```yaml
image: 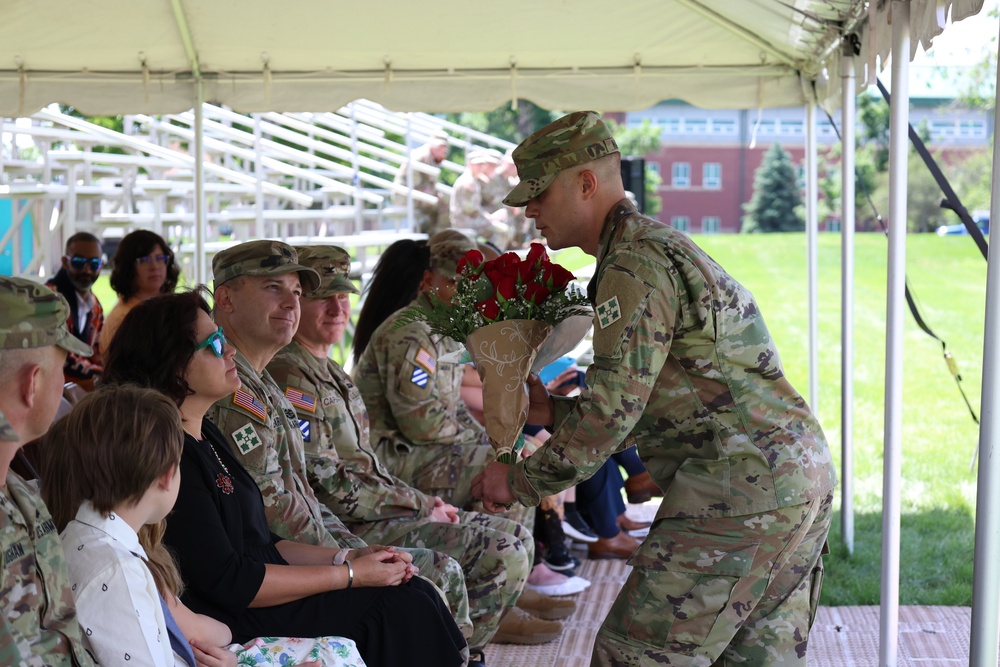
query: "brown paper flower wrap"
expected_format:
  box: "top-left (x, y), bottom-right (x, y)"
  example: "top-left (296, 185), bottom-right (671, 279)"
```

top-left (397, 243), bottom-right (593, 463)
top-left (466, 319), bottom-right (553, 464)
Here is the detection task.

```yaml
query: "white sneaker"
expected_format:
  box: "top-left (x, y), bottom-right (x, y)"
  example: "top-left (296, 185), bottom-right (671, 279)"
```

top-left (526, 576), bottom-right (592, 596)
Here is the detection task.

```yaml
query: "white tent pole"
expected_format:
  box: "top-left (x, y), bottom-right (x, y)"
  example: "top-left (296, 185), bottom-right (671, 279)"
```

top-left (968, 17), bottom-right (1000, 665)
top-left (880, 2), bottom-right (909, 665)
top-left (841, 44), bottom-right (856, 555)
top-left (194, 83), bottom-right (206, 286)
top-left (806, 101), bottom-right (819, 411)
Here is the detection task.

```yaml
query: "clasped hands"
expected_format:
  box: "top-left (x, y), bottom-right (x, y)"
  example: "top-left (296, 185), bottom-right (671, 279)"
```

top-left (345, 545), bottom-right (417, 587)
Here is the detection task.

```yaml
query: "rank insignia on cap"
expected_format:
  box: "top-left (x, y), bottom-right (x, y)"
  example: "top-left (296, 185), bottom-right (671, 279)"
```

top-left (232, 423), bottom-right (262, 454)
top-left (410, 367), bottom-right (429, 388)
top-left (298, 419), bottom-right (311, 442)
top-left (232, 389), bottom-right (267, 422)
top-left (597, 296), bottom-right (622, 329)
top-left (285, 387), bottom-right (317, 413)
top-left (414, 347), bottom-right (436, 374)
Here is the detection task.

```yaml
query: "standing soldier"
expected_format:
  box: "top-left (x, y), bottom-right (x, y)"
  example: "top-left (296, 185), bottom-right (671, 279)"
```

top-left (0, 277), bottom-right (96, 665)
top-left (473, 111), bottom-right (838, 666)
top-left (392, 130), bottom-right (451, 234)
top-left (207, 240), bottom-right (475, 647)
top-left (450, 151), bottom-right (513, 250)
top-left (267, 245), bottom-right (570, 648)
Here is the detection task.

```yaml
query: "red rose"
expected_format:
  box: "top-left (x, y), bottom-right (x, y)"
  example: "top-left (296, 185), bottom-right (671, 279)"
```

top-left (484, 264), bottom-right (504, 286)
top-left (516, 262), bottom-right (538, 283)
top-left (457, 249), bottom-right (485, 276)
top-left (549, 264), bottom-right (574, 290)
top-left (524, 282), bottom-right (551, 305)
top-left (496, 252), bottom-right (520, 272)
top-left (526, 243), bottom-right (548, 268)
top-left (496, 275), bottom-right (518, 301)
top-left (476, 298), bottom-right (501, 321)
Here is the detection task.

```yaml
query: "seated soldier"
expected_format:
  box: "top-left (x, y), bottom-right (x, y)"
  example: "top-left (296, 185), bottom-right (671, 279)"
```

top-left (0, 276), bottom-right (95, 665)
top-left (268, 246), bottom-right (571, 648)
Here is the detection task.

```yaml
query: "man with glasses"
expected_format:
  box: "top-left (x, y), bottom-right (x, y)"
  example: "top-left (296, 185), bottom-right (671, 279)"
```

top-left (45, 232), bottom-right (105, 391)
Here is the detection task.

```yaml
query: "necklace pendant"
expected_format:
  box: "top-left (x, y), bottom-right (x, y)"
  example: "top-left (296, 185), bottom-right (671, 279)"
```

top-left (215, 473), bottom-right (234, 495)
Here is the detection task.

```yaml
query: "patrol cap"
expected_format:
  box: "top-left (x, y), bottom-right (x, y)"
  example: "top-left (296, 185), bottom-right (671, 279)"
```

top-left (428, 230), bottom-right (477, 278)
top-left (0, 276), bottom-right (93, 356)
top-left (295, 245), bottom-right (359, 298)
top-left (503, 110), bottom-right (619, 207)
top-left (212, 240), bottom-right (321, 293)
top-left (429, 130), bottom-right (450, 147)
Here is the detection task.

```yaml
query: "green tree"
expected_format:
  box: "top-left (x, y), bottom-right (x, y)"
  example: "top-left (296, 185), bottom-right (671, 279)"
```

top-left (741, 143), bottom-right (804, 233)
top-left (445, 101), bottom-right (557, 144)
top-left (605, 118), bottom-right (663, 216)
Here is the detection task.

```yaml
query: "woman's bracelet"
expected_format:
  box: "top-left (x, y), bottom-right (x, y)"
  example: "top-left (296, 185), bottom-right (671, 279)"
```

top-left (345, 560), bottom-right (354, 589)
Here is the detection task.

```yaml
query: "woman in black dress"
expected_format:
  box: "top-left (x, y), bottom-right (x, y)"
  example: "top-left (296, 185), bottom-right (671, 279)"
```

top-left (102, 290), bottom-right (467, 667)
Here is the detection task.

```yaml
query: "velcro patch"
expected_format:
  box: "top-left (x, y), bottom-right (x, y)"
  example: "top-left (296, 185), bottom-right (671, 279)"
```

top-left (232, 389), bottom-right (267, 422)
top-left (285, 387), bottom-right (317, 413)
top-left (414, 347), bottom-right (437, 374)
top-left (410, 367), bottom-right (429, 388)
top-left (298, 419), bottom-right (311, 442)
top-left (232, 423), bottom-right (262, 455)
top-left (597, 296), bottom-right (622, 329)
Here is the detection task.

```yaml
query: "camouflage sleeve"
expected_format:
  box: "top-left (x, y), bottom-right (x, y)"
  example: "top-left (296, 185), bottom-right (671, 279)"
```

top-left (0, 609), bottom-right (41, 666)
top-left (382, 329), bottom-right (466, 447)
top-left (511, 250), bottom-right (674, 505)
top-left (208, 399), bottom-right (338, 547)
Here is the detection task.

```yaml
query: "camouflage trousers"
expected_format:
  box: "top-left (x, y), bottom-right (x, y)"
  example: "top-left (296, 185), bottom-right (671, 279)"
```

top-left (593, 492), bottom-right (833, 667)
top-left (376, 439), bottom-right (494, 510)
top-left (352, 511), bottom-right (533, 648)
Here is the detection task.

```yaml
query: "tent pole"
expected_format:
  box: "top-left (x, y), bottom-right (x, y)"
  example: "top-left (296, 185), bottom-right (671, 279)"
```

top-left (881, 2), bottom-right (909, 665)
top-left (968, 15), bottom-right (1000, 665)
top-left (841, 44), bottom-right (856, 555)
top-left (194, 83), bottom-right (206, 286)
top-left (253, 114), bottom-right (264, 241)
top-left (806, 101), bottom-right (818, 412)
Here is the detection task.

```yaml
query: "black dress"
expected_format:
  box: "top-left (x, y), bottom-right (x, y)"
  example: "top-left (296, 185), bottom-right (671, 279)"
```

top-left (164, 419), bottom-right (466, 667)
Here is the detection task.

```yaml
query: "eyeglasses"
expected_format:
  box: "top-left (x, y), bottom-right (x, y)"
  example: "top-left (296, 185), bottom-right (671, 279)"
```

top-left (136, 254), bottom-right (171, 266)
top-left (194, 327), bottom-right (227, 358)
top-left (65, 255), bottom-right (103, 272)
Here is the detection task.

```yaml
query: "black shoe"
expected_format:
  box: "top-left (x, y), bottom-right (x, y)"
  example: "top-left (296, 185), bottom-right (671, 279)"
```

top-left (469, 648), bottom-right (486, 667)
top-left (543, 542), bottom-right (581, 574)
top-left (563, 509), bottom-right (598, 543)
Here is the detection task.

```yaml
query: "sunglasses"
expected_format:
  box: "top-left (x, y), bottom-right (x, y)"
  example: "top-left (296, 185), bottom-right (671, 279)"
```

top-left (65, 255), bottom-right (103, 272)
top-left (136, 254), bottom-right (171, 266)
top-left (194, 327), bottom-right (227, 358)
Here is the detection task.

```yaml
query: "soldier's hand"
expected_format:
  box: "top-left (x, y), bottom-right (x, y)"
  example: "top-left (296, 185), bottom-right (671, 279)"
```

top-left (351, 550), bottom-right (410, 587)
top-left (471, 461), bottom-right (517, 512)
top-left (526, 374), bottom-right (555, 427)
top-left (430, 502), bottom-right (461, 523)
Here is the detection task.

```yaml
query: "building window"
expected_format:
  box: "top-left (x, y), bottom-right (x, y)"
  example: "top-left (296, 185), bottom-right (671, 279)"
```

top-left (671, 216), bottom-right (690, 232)
top-left (703, 163), bottom-right (721, 189)
top-left (960, 121), bottom-right (986, 138)
top-left (782, 120), bottom-right (804, 136)
top-left (672, 162), bottom-right (690, 188)
top-left (711, 119), bottom-right (737, 135)
top-left (647, 162), bottom-right (661, 177)
top-left (685, 119), bottom-right (708, 134)
top-left (827, 220), bottom-right (842, 232)
top-left (664, 118), bottom-right (682, 133)
top-left (702, 216), bottom-right (721, 234)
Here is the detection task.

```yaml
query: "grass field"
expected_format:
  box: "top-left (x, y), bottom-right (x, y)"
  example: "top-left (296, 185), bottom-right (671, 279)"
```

top-left (91, 232), bottom-right (987, 605)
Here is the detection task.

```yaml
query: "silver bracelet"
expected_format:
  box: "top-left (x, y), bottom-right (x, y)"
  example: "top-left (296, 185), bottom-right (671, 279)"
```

top-left (345, 560), bottom-right (354, 589)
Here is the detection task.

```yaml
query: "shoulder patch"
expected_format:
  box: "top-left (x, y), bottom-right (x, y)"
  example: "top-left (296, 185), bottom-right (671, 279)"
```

top-left (410, 367), bottom-right (429, 388)
top-left (284, 386), bottom-right (317, 413)
top-left (414, 347), bottom-right (437, 374)
top-left (232, 389), bottom-right (267, 422)
top-left (298, 419), bottom-right (311, 442)
top-left (232, 423), bottom-right (262, 454)
top-left (596, 296), bottom-right (622, 329)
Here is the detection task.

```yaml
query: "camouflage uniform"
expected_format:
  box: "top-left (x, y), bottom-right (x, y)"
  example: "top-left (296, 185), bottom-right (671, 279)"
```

top-left (269, 339), bottom-right (532, 648)
top-left (503, 113), bottom-right (838, 666)
top-left (354, 293), bottom-right (496, 509)
top-left (483, 172), bottom-right (529, 249)
top-left (208, 240), bottom-right (473, 640)
top-left (0, 276), bottom-right (96, 665)
top-left (392, 143), bottom-right (450, 235)
top-left (449, 158), bottom-right (513, 250)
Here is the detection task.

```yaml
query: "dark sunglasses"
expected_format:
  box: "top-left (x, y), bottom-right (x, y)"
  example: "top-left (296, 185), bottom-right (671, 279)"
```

top-left (136, 254), bottom-right (171, 266)
top-left (65, 255), bottom-right (103, 271)
top-left (194, 327), bottom-right (227, 358)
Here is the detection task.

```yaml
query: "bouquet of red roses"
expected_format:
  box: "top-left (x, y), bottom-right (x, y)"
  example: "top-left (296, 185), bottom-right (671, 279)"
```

top-left (399, 243), bottom-right (592, 463)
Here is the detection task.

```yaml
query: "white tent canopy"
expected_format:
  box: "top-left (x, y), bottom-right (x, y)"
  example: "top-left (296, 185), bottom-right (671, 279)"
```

top-left (0, 0), bottom-right (982, 117)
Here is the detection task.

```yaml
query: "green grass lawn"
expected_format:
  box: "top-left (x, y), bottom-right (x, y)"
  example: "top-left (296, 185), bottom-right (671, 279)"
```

top-left (89, 232), bottom-right (986, 605)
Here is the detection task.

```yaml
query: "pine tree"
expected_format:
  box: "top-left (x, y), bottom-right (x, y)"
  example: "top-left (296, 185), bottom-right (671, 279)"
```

top-left (741, 143), bottom-right (804, 233)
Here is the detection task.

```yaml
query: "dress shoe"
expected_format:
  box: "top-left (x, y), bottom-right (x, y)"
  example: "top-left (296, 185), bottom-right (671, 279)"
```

top-left (492, 607), bottom-right (563, 644)
top-left (588, 530), bottom-right (641, 560)
top-left (625, 470), bottom-right (662, 504)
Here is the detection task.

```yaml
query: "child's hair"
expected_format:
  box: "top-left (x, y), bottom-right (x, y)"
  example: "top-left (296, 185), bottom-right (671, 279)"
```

top-left (139, 520), bottom-right (185, 598)
top-left (39, 384), bottom-right (186, 597)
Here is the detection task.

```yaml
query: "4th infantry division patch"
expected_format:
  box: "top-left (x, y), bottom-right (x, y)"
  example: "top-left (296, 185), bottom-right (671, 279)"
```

top-left (597, 295), bottom-right (622, 329)
top-left (232, 423), bottom-right (262, 454)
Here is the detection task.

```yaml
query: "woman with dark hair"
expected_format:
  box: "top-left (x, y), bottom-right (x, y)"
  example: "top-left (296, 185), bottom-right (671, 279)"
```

top-left (98, 230), bottom-right (180, 355)
top-left (351, 238), bottom-right (429, 366)
top-left (101, 291), bottom-right (468, 667)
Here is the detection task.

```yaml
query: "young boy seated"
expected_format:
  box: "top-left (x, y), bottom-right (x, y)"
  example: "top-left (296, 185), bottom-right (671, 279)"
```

top-left (40, 385), bottom-right (365, 667)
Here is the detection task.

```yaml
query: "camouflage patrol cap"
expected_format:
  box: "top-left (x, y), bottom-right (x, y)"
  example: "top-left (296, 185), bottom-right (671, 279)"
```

top-left (503, 110), bottom-right (619, 207)
top-left (428, 230), bottom-right (477, 277)
top-left (428, 130), bottom-right (450, 147)
top-left (295, 245), bottom-right (360, 298)
top-left (212, 239), bottom-right (321, 293)
top-left (0, 276), bottom-right (93, 356)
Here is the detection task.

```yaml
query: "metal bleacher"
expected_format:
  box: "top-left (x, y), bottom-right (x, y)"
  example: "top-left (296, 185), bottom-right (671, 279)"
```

top-left (0, 101), bottom-right (515, 280)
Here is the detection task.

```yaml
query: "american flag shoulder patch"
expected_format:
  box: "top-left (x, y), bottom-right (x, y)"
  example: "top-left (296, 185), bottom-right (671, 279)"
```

top-left (285, 387), bottom-right (317, 413)
top-left (414, 347), bottom-right (436, 374)
top-left (410, 367), bottom-right (429, 388)
top-left (232, 389), bottom-right (267, 422)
